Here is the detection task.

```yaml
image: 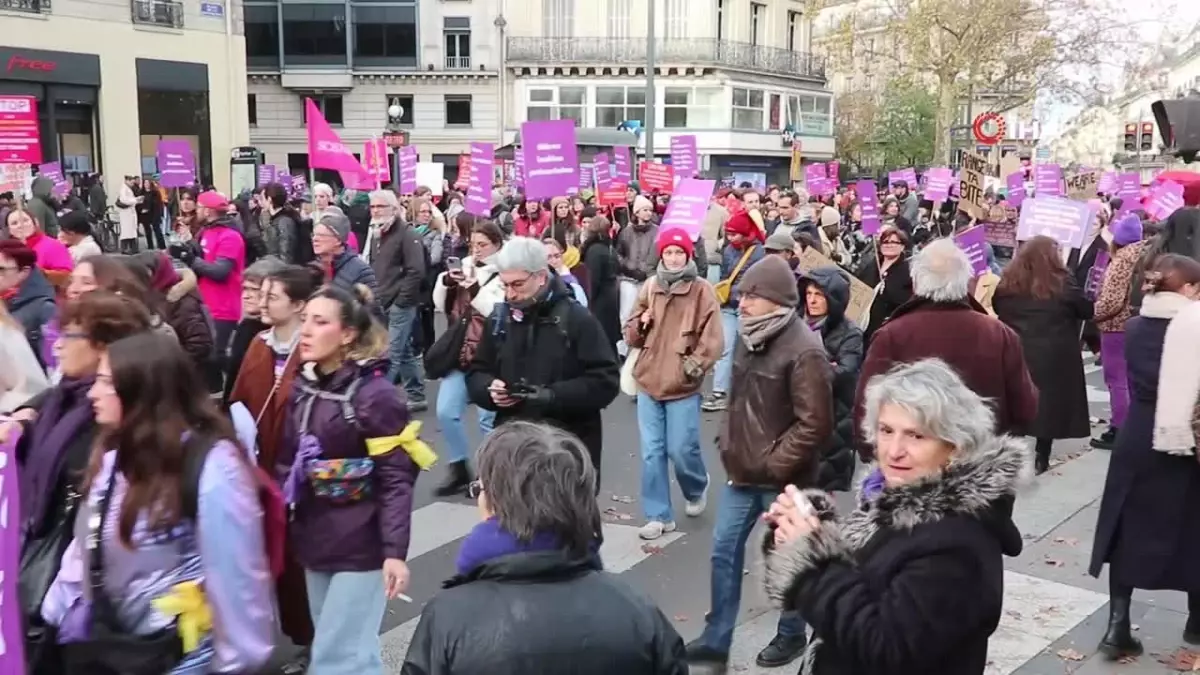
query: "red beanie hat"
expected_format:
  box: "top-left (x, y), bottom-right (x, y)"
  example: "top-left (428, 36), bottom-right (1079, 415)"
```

top-left (656, 227), bottom-right (695, 259)
top-left (724, 209), bottom-right (764, 242)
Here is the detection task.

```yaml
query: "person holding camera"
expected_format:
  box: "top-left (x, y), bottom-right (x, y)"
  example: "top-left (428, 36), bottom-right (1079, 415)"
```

top-left (466, 237), bottom-right (619, 489)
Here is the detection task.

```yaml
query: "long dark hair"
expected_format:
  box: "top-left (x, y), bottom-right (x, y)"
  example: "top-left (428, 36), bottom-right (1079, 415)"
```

top-left (996, 235), bottom-right (1069, 301)
top-left (88, 332), bottom-right (242, 546)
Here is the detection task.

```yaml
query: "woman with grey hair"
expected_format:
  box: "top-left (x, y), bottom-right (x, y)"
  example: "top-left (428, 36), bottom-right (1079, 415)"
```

top-left (223, 257), bottom-right (288, 399)
top-left (402, 421), bottom-right (687, 675)
top-left (762, 358), bottom-right (1030, 675)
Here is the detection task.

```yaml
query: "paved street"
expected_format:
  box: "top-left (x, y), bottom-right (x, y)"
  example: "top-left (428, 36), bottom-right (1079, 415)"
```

top-left (361, 353), bottom-right (1198, 674)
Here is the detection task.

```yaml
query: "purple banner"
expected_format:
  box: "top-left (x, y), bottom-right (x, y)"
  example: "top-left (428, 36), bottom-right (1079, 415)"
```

top-left (0, 429), bottom-right (26, 672)
top-left (669, 135), bottom-right (698, 178)
top-left (1097, 171), bottom-right (1117, 194)
top-left (1016, 196), bottom-right (1092, 250)
top-left (1006, 172), bottom-right (1026, 208)
top-left (923, 167), bottom-right (954, 202)
top-left (291, 172), bottom-right (307, 199)
top-left (887, 168), bottom-right (918, 187)
top-left (954, 226), bottom-right (989, 277)
top-left (804, 163), bottom-right (826, 191)
top-left (36, 161), bottom-right (71, 198)
top-left (856, 179), bottom-right (882, 236)
top-left (520, 120), bottom-right (578, 199)
top-left (257, 164), bottom-right (277, 187)
top-left (399, 147), bottom-right (418, 194)
top-left (1114, 172), bottom-right (1140, 199)
top-left (576, 163), bottom-right (593, 191)
top-left (593, 152), bottom-right (612, 189)
top-left (1085, 249), bottom-right (1110, 300)
top-left (613, 146), bottom-right (632, 183)
top-left (155, 139), bottom-right (196, 188)
top-left (1146, 180), bottom-right (1185, 220)
top-left (279, 173), bottom-right (294, 196)
top-left (1033, 163), bottom-right (1063, 197)
top-left (659, 178), bottom-right (715, 239)
top-left (465, 142), bottom-right (494, 217)
top-left (513, 148), bottom-right (525, 189)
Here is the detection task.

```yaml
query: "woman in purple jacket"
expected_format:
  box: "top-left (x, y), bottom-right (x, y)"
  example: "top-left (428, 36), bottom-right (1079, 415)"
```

top-left (277, 282), bottom-right (419, 675)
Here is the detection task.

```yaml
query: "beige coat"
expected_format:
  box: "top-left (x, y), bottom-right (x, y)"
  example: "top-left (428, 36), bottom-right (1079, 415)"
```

top-left (622, 275), bottom-right (723, 401)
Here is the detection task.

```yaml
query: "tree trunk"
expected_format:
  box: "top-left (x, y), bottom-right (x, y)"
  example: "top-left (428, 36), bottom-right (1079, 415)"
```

top-left (934, 78), bottom-right (960, 165)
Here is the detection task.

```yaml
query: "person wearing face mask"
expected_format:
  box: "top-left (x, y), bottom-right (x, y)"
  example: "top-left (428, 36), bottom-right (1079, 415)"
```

top-left (465, 237), bottom-right (620, 487)
top-left (622, 228), bottom-right (722, 541)
top-left (701, 209), bottom-right (765, 412)
top-left (762, 358), bottom-right (1029, 675)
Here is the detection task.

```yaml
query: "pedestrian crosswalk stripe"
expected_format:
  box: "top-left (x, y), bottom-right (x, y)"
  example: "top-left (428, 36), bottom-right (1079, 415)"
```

top-left (379, 503), bottom-right (685, 669)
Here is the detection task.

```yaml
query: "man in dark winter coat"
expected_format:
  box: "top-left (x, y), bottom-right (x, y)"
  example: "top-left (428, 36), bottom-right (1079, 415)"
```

top-left (261, 182), bottom-right (300, 263)
top-left (369, 191), bottom-right (428, 408)
top-left (799, 266), bottom-right (864, 492)
top-left (466, 238), bottom-right (619, 487)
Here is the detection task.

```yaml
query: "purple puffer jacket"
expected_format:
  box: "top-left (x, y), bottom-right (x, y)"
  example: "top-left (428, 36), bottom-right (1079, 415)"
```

top-left (276, 358), bottom-right (418, 572)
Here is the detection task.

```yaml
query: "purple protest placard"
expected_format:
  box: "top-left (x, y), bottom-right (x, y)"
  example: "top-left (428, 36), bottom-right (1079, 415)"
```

top-left (577, 163), bottom-right (593, 191)
top-left (155, 139), bottom-right (196, 188)
top-left (36, 161), bottom-right (71, 198)
top-left (1033, 163), bottom-right (1063, 197)
top-left (659, 178), bottom-right (715, 239)
top-left (1097, 171), bottom-right (1116, 194)
top-left (520, 120), bottom-right (578, 199)
top-left (1085, 249), bottom-right (1110, 300)
top-left (465, 142), bottom-right (494, 217)
top-left (1016, 196), bottom-right (1092, 250)
top-left (291, 172), bottom-right (307, 199)
top-left (923, 167), bottom-right (954, 202)
top-left (1, 429), bottom-right (26, 673)
top-left (512, 148), bottom-right (525, 189)
top-left (954, 226), bottom-right (989, 277)
top-left (669, 135), bottom-right (698, 178)
top-left (887, 168), bottom-right (918, 188)
top-left (856, 179), bottom-right (882, 236)
top-left (593, 152), bottom-right (612, 189)
top-left (613, 146), bottom-right (632, 183)
top-left (1146, 180), bottom-right (1185, 220)
top-left (1006, 172), bottom-right (1026, 208)
top-left (257, 164), bottom-right (277, 187)
top-left (399, 147), bottom-right (418, 193)
top-left (279, 173), bottom-right (294, 196)
top-left (805, 163), bottom-right (826, 191)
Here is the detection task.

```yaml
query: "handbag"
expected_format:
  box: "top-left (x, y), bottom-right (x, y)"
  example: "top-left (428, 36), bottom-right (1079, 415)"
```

top-left (620, 348), bottom-right (641, 396)
top-left (424, 315), bottom-right (470, 380)
top-left (59, 471), bottom-right (185, 675)
top-left (712, 248), bottom-right (755, 305)
top-left (22, 486), bottom-right (81, 675)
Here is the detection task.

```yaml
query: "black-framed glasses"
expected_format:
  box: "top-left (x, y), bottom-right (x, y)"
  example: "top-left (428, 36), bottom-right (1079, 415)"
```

top-left (467, 480), bottom-right (484, 499)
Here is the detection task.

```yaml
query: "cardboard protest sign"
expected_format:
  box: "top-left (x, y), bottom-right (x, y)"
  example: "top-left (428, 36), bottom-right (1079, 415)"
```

top-left (796, 248), bottom-right (875, 328)
top-left (1065, 171), bottom-right (1098, 201)
top-left (958, 152), bottom-right (987, 219)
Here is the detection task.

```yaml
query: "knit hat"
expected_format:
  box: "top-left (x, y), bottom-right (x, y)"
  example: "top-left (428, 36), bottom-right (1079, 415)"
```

top-left (197, 190), bottom-right (229, 210)
top-left (632, 195), bottom-right (654, 214)
top-left (318, 212), bottom-right (352, 244)
top-left (1110, 212), bottom-right (1143, 246)
top-left (656, 227), bottom-right (695, 259)
top-left (764, 229), bottom-right (795, 252)
top-left (725, 209), bottom-right (764, 243)
top-left (737, 255), bottom-right (799, 307)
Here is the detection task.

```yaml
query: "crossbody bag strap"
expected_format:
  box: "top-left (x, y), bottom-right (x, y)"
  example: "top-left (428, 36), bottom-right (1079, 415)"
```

top-left (725, 248), bottom-right (755, 283)
top-left (85, 465), bottom-right (121, 617)
top-left (255, 346), bottom-right (300, 428)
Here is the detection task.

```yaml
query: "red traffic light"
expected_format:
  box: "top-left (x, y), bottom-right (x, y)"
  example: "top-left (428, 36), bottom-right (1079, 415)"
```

top-left (1142, 122), bottom-right (1155, 132)
top-left (1125, 123), bottom-right (1138, 133)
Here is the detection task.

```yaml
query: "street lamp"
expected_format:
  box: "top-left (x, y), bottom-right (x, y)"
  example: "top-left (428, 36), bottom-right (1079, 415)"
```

top-left (384, 98), bottom-right (409, 189)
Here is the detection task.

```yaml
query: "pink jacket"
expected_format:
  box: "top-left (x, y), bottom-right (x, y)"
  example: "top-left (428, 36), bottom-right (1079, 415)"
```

top-left (26, 232), bottom-right (74, 272)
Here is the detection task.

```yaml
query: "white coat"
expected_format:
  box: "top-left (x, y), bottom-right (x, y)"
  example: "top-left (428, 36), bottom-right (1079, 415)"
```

top-left (117, 183), bottom-right (139, 241)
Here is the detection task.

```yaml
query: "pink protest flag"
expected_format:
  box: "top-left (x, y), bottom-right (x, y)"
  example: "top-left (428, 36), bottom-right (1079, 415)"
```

top-left (362, 138), bottom-right (390, 184)
top-left (339, 168), bottom-right (376, 191)
top-left (306, 98), bottom-right (364, 173)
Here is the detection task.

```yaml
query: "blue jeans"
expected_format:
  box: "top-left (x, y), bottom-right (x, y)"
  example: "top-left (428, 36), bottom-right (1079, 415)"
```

top-left (305, 569), bottom-right (387, 675)
top-left (436, 369), bottom-right (497, 463)
top-left (699, 483), bottom-right (806, 654)
top-left (636, 392), bottom-right (708, 522)
top-left (711, 308), bottom-right (739, 395)
top-left (386, 304), bottom-right (425, 402)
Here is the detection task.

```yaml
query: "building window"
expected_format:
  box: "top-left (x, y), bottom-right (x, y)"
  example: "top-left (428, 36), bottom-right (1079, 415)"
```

top-left (864, 74), bottom-right (875, 90)
top-left (786, 93), bottom-right (832, 135)
top-left (526, 87), bottom-right (586, 126)
top-left (306, 95), bottom-right (344, 126)
top-left (665, 0), bottom-right (687, 38)
top-left (445, 95), bottom-right (473, 126)
top-left (282, 4), bottom-right (347, 66)
top-left (388, 94), bottom-right (414, 125)
top-left (732, 87), bottom-right (764, 130)
top-left (248, 94), bottom-right (258, 126)
top-left (716, 0), bottom-right (724, 42)
top-left (444, 18), bottom-right (471, 69)
top-left (352, 4), bottom-right (418, 67)
top-left (595, 86), bottom-right (646, 128)
top-left (750, 2), bottom-right (765, 46)
top-left (787, 10), bottom-right (802, 51)
top-left (663, 86), bottom-right (724, 128)
top-left (607, 0), bottom-right (630, 38)
top-left (245, 4), bottom-right (281, 69)
top-left (543, 0), bottom-right (575, 37)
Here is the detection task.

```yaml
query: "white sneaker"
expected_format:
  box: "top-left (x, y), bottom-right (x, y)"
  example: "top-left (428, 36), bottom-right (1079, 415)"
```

top-left (685, 475), bottom-right (710, 517)
top-left (638, 520), bottom-right (677, 540)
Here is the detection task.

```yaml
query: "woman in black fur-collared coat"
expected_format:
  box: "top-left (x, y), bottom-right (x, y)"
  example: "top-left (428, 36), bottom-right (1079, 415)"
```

top-left (761, 358), bottom-right (1031, 675)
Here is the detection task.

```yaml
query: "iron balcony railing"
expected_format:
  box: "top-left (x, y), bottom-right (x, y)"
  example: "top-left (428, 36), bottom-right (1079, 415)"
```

top-left (131, 0), bottom-right (184, 28)
top-left (507, 37), bottom-right (826, 81)
top-left (445, 55), bottom-right (471, 69)
top-left (0, 0), bottom-right (50, 13)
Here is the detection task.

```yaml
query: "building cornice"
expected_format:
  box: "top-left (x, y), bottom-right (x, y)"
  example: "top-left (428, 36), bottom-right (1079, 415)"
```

top-left (248, 71), bottom-right (499, 85)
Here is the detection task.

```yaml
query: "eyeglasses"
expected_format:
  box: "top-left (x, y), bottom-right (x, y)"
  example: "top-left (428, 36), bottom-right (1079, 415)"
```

top-left (467, 480), bottom-right (484, 499)
top-left (880, 239), bottom-right (903, 246)
top-left (59, 331), bottom-right (88, 341)
top-left (369, 204), bottom-right (389, 209)
top-left (500, 273), bottom-right (537, 292)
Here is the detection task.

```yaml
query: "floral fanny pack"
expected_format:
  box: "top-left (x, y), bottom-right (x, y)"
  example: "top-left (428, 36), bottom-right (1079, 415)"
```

top-left (305, 457), bottom-right (374, 504)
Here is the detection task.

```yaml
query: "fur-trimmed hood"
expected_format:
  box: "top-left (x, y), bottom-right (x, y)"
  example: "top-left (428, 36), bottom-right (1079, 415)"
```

top-left (763, 433), bottom-right (1030, 607)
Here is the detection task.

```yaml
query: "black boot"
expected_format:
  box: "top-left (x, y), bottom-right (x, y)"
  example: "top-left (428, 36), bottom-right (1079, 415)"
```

top-left (1185, 593), bottom-right (1200, 645)
top-left (434, 460), bottom-right (472, 497)
top-left (755, 633), bottom-right (807, 667)
top-left (1090, 426), bottom-right (1119, 450)
top-left (1098, 594), bottom-right (1143, 660)
top-left (1034, 439), bottom-right (1052, 475)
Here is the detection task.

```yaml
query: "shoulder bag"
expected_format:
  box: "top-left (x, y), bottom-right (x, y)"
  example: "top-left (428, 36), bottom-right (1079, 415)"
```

top-left (712, 248), bottom-right (755, 305)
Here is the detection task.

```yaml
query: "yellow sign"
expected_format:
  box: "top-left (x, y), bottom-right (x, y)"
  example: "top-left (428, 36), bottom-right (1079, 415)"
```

top-left (789, 141), bottom-right (804, 182)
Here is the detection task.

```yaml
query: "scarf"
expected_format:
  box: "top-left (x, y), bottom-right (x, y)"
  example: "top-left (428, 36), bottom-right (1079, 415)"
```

top-left (860, 467), bottom-right (886, 502)
top-left (655, 259), bottom-right (698, 291)
top-left (455, 517), bottom-right (563, 576)
top-left (21, 375), bottom-right (97, 543)
top-left (805, 315), bottom-right (827, 333)
top-left (1152, 298), bottom-right (1200, 454)
top-left (738, 307), bottom-right (796, 352)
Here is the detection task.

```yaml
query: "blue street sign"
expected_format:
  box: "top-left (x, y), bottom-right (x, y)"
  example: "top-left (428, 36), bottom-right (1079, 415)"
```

top-left (200, 1), bottom-right (224, 17)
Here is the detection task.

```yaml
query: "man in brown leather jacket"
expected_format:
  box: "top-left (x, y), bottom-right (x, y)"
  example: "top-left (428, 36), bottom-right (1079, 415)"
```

top-left (685, 255), bottom-right (834, 671)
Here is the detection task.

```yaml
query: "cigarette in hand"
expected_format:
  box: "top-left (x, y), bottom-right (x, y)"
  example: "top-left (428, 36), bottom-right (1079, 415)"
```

top-left (396, 593), bottom-right (413, 603)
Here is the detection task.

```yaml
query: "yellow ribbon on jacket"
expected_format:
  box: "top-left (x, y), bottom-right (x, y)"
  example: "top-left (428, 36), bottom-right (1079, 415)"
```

top-left (152, 580), bottom-right (212, 653)
top-left (365, 421), bottom-right (438, 470)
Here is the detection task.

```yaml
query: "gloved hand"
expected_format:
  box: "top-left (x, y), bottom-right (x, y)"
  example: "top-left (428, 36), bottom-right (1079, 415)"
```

top-left (168, 243), bottom-right (188, 260)
top-left (524, 385), bottom-right (555, 407)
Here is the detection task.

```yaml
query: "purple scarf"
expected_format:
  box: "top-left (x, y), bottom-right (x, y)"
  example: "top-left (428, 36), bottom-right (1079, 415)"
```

top-left (455, 518), bottom-right (564, 576)
top-left (21, 375), bottom-right (97, 542)
top-left (860, 468), bottom-right (886, 502)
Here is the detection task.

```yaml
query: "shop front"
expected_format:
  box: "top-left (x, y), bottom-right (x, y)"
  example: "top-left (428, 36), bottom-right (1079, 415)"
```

top-left (0, 45), bottom-right (101, 174)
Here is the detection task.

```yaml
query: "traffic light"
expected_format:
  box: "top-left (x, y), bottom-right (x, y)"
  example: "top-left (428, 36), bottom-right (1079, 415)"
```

top-left (1124, 123), bottom-right (1138, 152)
top-left (1140, 122), bottom-right (1155, 151)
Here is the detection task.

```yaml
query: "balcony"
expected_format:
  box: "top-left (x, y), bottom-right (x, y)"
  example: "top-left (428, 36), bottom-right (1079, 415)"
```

top-left (1, 0), bottom-right (49, 13)
top-left (445, 55), bottom-right (471, 70)
top-left (507, 37), bottom-right (826, 82)
top-left (131, 0), bottom-right (183, 28)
